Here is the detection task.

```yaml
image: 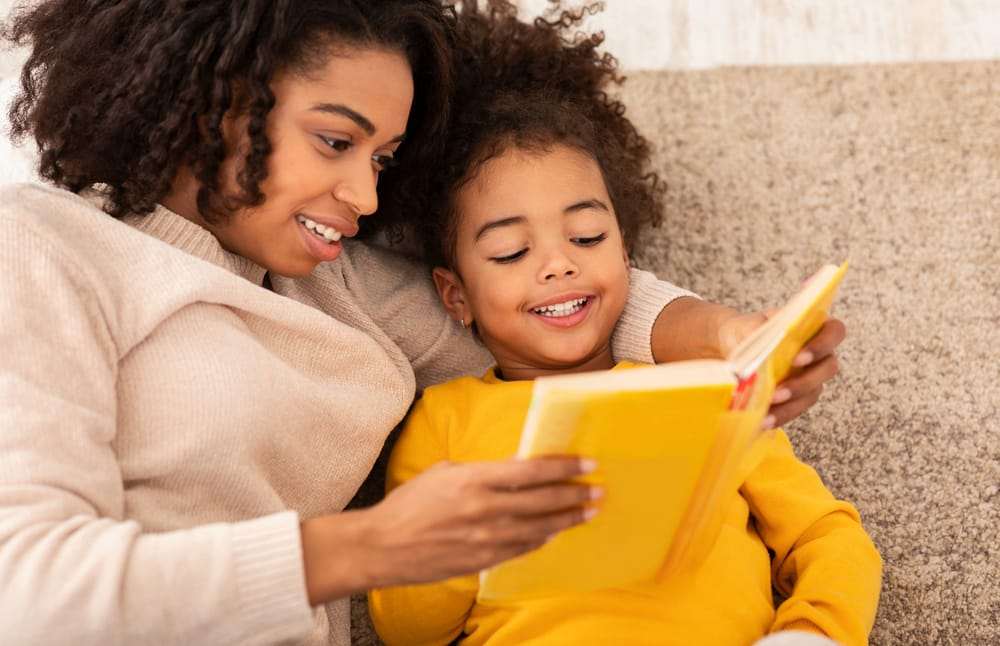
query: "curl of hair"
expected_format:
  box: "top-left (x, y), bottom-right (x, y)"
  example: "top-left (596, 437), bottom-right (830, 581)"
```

top-left (412, 0), bottom-right (665, 268)
top-left (3, 0), bottom-right (455, 237)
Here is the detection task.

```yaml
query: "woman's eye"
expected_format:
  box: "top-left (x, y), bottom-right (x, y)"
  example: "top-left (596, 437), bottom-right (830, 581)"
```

top-left (372, 154), bottom-right (399, 172)
top-left (319, 135), bottom-right (352, 153)
top-left (572, 233), bottom-right (608, 246)
top-left (491, 248), bottom-right (528, 264)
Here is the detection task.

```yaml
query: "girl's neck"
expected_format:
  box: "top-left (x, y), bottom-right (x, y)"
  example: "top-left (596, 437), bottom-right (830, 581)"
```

top-left (493, 344), bottom-right (616, 382)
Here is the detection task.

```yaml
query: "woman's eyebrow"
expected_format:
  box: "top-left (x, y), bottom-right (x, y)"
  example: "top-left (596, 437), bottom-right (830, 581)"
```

top-left (310, 103), bottom-right (376, 134)
top-left (309, 102), bottom-right (407, 144)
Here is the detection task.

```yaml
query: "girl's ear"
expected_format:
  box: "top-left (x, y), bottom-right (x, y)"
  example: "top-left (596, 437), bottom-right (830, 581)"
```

top-left (432, 267), bottom-right (473, 327)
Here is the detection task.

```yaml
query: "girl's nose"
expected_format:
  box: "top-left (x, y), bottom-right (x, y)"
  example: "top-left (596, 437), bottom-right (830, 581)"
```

top-left (539, 250), bottom-right (579, 282)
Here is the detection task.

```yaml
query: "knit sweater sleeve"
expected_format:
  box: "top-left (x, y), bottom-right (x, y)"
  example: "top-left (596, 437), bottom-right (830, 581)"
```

top-left (343, 243), bottom-right (697, 389)
top-left (741, 431), bottom-right (883, 646)
top-left (0, 217), bottom-right (314, 646)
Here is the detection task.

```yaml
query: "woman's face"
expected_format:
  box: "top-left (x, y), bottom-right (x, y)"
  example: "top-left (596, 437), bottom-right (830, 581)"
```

top-left (194, 48), bottom-right (414, 277)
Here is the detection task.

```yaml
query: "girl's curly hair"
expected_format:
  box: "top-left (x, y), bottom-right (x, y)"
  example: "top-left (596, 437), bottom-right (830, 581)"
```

top-left (420, 0), bottom-right (664, 269)
top-left (2, 0), bottom-right (454, 237)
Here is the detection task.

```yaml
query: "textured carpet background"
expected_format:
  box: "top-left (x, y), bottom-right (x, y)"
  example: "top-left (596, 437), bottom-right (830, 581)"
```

top-left (351, 61), bottom-right (1000, 645)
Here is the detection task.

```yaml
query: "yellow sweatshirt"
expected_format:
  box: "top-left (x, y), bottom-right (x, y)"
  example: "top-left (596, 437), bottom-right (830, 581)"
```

top-left (369, 364), bottom-right (882, 646)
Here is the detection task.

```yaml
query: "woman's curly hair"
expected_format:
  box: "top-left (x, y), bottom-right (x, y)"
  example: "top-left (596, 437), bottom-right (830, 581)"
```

top-left (419, 0), bottom-right (665, 269)
top-left (2, 0), bottom-right (454, 237)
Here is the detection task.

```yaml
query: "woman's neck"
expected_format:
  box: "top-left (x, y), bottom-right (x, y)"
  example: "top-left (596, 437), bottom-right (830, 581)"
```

top-left (160, 167), bottom-right (207, 227)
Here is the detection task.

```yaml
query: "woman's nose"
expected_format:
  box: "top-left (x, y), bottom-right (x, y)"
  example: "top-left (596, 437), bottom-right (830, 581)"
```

top-left (333, 161), bottom-right (379, 217)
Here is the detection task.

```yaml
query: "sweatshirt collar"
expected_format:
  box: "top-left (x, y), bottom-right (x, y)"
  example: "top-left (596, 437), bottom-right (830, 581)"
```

top-left (125, 204), bottom-right (268, 286)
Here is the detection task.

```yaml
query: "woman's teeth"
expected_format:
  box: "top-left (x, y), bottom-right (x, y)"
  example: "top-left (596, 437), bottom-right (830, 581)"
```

top-left (532, 297), bottom-right (589, 317)
top-left (297, 215), bottom-right (343, 243)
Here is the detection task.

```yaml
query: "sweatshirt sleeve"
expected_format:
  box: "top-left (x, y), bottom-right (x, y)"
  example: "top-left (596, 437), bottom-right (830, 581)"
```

top-left (368, 396), bottom-right (479, 646)
top-left (329, 243), bottom-right (697, 389)
top-left (740, 431), bottom-right (883, 646)
top-left (0, 218), bottom-right (314, 646)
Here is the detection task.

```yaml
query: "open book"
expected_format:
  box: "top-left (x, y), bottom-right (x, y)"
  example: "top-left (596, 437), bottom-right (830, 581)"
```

top-left (478, 262), bottom-right (848, 602)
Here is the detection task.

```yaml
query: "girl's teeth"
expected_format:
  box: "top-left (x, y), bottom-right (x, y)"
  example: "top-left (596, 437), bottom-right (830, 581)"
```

top-left (533, 298), bottom-right (588, 317)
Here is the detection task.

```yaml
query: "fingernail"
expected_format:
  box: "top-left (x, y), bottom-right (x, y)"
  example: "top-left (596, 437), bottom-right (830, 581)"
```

top-left (589, 486), bottom-right (604, 500)
top-left (761, 415), bottom-right (776, 430)
top-left (771, 388), bottom-right (792, 404)
top-left (583, 507), bottom-right (599, 521)
top-left (793, 351), bottom-right (814, 367)
top-left (579, 459), bottom-right (598, 474)
top-left (546, 533), bottom-right (560, 543)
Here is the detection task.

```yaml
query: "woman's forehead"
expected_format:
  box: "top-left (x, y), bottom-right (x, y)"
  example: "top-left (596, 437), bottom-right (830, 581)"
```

top-left (275, 48), bottom-right (414, 134)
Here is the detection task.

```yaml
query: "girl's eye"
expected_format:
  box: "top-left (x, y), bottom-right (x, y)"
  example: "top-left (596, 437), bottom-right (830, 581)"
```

top-left (491, 248), bottom-right (528, 264)
top-left (572, 233), bottom-right (608, 246)
top-left (372, 154), bottom-right (399, 172)
top-left (319, 135), bottom-right (352, 153)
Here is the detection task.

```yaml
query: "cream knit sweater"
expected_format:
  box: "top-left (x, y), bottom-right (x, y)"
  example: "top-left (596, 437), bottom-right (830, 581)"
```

top-left (0, 183), bottom-right (693, 646)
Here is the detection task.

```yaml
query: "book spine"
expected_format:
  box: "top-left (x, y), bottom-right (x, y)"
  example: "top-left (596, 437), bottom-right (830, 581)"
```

top-left (730, 372), bottom-right (757, 411)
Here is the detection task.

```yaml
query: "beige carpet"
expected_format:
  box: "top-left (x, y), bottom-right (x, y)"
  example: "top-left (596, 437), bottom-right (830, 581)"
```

top-left (351, 60), bottom-right (1000, 645)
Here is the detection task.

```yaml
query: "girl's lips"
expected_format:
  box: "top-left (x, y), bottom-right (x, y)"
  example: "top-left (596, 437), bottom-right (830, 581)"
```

top-left (296, 217), bottom-right (343, 262)
top-left (529, 296), bottom-right (595, 329)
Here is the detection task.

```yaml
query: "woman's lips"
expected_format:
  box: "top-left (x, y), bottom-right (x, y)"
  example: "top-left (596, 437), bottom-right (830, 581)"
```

top-left (296, 216), bottom-right (343, 262)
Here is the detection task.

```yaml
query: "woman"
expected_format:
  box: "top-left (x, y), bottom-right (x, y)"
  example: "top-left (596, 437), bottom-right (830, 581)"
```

top-left (0, 1), bottom-right (843, 644)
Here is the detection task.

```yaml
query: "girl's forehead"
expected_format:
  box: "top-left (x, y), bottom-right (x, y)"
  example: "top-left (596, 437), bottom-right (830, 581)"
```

top-left (457, 145), bottom-right (610, 216)
top-left (450, 144), bottom-right (619, 250)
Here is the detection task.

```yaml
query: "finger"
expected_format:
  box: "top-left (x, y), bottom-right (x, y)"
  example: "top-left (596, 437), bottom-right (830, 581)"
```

top-left (493, 506), bottom-right (597, 546)
top-left (479, 456), bottom-right (597, 490)
top-left (765, 384), bottom-right (822, 429)
top-left (489, 482), bottom-right (601, 517)
top-left (774, 354), bottom-right (839, 404)
top-left (793, 318), bottom-right (846, 366)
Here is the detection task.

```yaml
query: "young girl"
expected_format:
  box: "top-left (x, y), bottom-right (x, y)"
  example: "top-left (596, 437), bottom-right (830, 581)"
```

top-left (367, 12), bottom-right (882, 646)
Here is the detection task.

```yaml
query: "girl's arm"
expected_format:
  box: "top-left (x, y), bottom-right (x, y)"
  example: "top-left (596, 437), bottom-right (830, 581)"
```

top-left (741, 432), bottom-right (882, 646)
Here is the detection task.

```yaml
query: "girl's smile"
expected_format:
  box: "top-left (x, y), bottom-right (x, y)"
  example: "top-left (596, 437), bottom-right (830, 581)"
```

top-left (528, 293), bottom-right (597, 329)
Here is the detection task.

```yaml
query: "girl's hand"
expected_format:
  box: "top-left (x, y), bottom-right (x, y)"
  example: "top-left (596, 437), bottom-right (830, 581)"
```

top-left (719, 312), bottom-right (845, 429)
top-left (301, 457), bottom-right (598, 603)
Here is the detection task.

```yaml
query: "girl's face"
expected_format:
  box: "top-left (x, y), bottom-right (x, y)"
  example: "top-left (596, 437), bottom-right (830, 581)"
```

top-left (434, 145), bottom-right (631, 380)
top-left (167, 47), bottom-right (414, 277)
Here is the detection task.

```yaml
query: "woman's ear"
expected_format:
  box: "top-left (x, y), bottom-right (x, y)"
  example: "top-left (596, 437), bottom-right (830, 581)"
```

top-left (432, 267), bottom-right (473, 327)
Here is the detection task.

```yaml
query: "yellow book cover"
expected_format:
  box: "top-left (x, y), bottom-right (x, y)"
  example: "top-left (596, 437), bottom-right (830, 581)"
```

top-left (477, 262), bottom-right (848, 602)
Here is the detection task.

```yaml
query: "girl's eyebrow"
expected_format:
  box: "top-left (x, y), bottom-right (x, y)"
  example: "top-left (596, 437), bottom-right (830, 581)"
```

top-left (564, 199), bottom-right (610, 213)
top-left (474, 198), bottom-right (610, 242)
top-left (475, 215), bottom-right (526, 242)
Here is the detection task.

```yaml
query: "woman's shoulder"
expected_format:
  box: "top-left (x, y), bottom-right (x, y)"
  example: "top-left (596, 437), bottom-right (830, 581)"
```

top-left (0, 182), bottom-right (139, 260)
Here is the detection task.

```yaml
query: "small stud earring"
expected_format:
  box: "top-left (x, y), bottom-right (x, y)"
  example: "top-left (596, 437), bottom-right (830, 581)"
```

top-left (460, 318), bottom-right (467, 329)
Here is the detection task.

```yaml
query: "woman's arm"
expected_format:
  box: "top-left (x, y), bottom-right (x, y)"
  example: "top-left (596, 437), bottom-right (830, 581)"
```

top-left (296, 245), bottom-right (695, 390)
top-left (300, 243), bottom-right (842, 425)
top-left (366, 399), bottom-right (478, 645)
top-left (646, 296), bottom-right (847, 429)
top-left (0, 219), bottom-right (314, 646)
top-left (741, 431), bottom-right (882, 646)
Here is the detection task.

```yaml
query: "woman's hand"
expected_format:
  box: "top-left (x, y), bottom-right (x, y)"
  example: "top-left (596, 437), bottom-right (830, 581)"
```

top-left (300, 457), bottom-right (598, 604)
top-left (718, 311), bottom-right (845, 429)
